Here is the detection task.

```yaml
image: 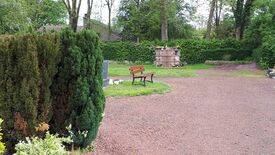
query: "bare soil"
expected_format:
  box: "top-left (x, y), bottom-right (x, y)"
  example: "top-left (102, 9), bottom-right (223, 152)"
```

top-left (88, 66), bottom-right (275, 155)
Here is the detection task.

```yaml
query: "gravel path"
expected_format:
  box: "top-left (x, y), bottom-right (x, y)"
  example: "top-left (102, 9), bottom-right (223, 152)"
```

top-left (89, 69), bottom-right (275, 155)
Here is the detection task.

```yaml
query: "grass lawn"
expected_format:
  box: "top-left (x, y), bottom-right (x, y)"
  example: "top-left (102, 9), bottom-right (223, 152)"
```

top-left (231, 70), bottom-right (265, 78)
top-left (202, 69), bottom-right (266, 78)
top-left (108, 63), bottom-right (214, 77)
top-left (104, 81), bottom-right (171, 97)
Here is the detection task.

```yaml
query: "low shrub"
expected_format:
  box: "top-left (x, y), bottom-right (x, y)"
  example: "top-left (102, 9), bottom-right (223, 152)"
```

top-left (14, 132), bottom-right (71, 155)
top-left (0, 118), bottom-right (5, 154)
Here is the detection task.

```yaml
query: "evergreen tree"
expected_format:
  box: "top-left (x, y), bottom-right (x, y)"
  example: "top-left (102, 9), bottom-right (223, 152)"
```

top-left (50, 29), bottom-right (105, 148)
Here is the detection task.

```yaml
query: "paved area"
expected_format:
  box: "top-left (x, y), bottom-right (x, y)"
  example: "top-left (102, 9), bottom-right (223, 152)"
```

top-left (90, 69), bottom-right (275, 155)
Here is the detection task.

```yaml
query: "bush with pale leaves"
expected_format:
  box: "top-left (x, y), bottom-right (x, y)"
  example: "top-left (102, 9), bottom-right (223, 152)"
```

top-left (14, 132), bottom-right (71, 155)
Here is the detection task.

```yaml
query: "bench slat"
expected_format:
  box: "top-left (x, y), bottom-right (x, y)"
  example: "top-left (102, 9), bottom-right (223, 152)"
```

top-left (129, 65), bottom-right (144, 71)
top-left (130, 68), bottom-right (144, 74)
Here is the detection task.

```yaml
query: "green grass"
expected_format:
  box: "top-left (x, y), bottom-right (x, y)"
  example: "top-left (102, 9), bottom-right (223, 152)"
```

top-left (104, 81), bottom-right (171, 97)
top-left (231, 70), bottom-right (265, 78)
top-left (203, 70), bottom-right (265, 78)
top-left (108, 63), bottom-right (213, 77)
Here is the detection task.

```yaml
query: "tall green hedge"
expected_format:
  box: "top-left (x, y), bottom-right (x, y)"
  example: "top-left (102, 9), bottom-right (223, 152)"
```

top-left (0, 34), bottom-right (60, 149)
top-left (50, 29), bottom-right (105, 148)
top-left (101, 38), bottom-right (250, 64)
top-left (101, 41), bottom-right (155, 63)
top-left (0, 30), bottom-right (105, 151)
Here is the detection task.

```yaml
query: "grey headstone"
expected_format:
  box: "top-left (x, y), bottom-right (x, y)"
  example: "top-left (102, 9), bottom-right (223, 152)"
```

top-left (102, 60), bottom-right (109, 87)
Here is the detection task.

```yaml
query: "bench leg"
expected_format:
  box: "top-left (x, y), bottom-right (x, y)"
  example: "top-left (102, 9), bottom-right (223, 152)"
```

top-left (132, 77), bottom-right (135, 85)
top-left (151, 74), bottom-right (154, 83)
top-left (143, 77), bottom-right (146, 86)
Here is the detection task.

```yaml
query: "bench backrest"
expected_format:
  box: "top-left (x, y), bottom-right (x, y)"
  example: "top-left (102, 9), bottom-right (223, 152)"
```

top-left (129, 65), bottom-right (144, 75)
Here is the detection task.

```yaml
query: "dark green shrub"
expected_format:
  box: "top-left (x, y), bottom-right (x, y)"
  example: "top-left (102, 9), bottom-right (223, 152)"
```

top-left (260, 36), bottom-right (275, 68)
top-left (101, 41), bottom-right (154, 63)
top-left (50, 29), bottom-right (105, 148)
top-left (0, 34), bottom-right (60, 149)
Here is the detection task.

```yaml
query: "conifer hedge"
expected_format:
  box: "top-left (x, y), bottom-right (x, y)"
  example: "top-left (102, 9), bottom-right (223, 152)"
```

top-left (0, 34), bottom-right (61, 148)
top-left (0, 29), bottom-right (105, 150)
top-left (50, 29), bottom-right (105, 148)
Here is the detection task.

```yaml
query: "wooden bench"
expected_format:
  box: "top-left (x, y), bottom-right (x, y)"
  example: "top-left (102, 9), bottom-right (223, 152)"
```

top-left (129, 65), bottom-right (154, 86)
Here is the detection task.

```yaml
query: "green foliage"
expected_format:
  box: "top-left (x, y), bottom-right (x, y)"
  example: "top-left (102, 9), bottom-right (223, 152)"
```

top-left (216, 15), bottom-right (235, 39)
top-left (21, 0), bottom-right (67, 29)
top-left (244, 0), bottom-right (275, 68)
top-left (0, 0), bottom-right (29, 34)
top-left (102, 39), bottom-right (244, 64)
top-left (117, 0), bottom-right (195, 41)
top-left (0, 0), bottom-right (67, 34)
top-left (14, 132), bottom-right (71, 155)
top-left (0, 30), bottom-right (106, 151)
top-left (259, 37), bottom-right (275, 68)
top-left (0, 33), bottom-right (61, 150)
top-left (0, 118), bottom-right (5, 154)
top-left (50, 29), bottom-right (105, 148)
top-left (104, 81), bottom-right (171, 97)
top-left (101, 42), bottom-right (155, 63)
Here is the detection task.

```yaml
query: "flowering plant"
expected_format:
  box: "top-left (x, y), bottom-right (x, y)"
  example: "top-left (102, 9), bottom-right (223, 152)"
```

top-left (14, 132), bottom-right (72, 155)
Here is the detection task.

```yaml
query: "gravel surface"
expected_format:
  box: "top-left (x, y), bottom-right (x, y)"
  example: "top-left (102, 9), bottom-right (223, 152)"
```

top-left (89, 70), bottom-right (275, 155)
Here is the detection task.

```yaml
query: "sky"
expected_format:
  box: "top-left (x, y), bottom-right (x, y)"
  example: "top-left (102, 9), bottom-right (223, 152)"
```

top-left (78, 0), bottom-right (210, 28)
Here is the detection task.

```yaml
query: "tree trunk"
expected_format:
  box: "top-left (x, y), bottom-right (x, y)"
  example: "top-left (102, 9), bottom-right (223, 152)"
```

top-left (87, 0), bottom-right (93, 19)
top-left (215, 0), bottom-right (222, 38)
top-left (84, 0), bottom-right (93, 29)
top-left (69, 14), bottom-right (78, 32)
top-left (160, 0), bottom-right (168, 41)
top-left (235, 26), bottom-right (241, 40)
top-left (62, 0), bottom-right (82, 32)
top-left (108, 7), bottom-right (111, 41)
top-left (205, 0), bottom-right (216, 40)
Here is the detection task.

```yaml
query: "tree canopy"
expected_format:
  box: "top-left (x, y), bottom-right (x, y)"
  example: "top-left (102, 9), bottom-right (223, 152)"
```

top-left (0, 0), bottom-right (67, 34)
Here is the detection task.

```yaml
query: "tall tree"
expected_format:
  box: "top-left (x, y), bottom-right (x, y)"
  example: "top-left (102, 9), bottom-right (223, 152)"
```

top-left (205, 0), bottom-right (216, 40)
top-left (232, 0), bottom-right (254, 40)
top-left (62, 0), bottom-right (82, 32)
top-left (22, 0), bottom-right (67, 29)
top-left (105, 0), bottom-right (115, 40)
top-left (214, 0), bottom-right (223, 38)
top-left (0, 0), bottom-right (29, 34)
top-left (0, 0), bottom-right (67, 33)
top-left (117, 0), bottom-right (194, 41)
top-left (160, 0), bottom-right (168, 40)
